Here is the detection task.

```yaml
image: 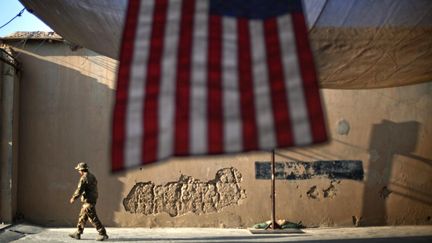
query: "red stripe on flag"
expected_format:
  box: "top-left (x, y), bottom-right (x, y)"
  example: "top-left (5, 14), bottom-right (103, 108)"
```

top-left (291, 13), bottom-right (327, 143)
top-left (175, 0), bottom-right (195, 155)
top-left (264, 18), bottom-right (294, 147)
top-left (142, 0), bottom-right (169, 163)
top-left (237, 19), bottom-right (258, 150)
top-left (112, 0), bottom-right (140, 172)
top-left (207, 15), bottom-right (223, 154)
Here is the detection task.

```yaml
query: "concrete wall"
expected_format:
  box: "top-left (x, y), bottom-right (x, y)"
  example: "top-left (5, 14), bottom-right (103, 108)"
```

top-left (5, 40), bottom-right (432, 227)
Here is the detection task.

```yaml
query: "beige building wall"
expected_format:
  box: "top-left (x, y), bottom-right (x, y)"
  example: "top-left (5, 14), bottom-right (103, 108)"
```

top-left (3, 39), bottom-right (432, 227)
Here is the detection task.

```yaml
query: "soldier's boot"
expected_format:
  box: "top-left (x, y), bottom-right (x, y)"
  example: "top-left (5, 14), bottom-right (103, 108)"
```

top-left (96, 234), bottom-right (109, 241)
top-left (68, 231), bottom-right (81, 240)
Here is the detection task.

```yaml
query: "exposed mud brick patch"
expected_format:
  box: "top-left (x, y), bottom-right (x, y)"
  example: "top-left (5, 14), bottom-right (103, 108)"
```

top-left (323, 181), bottom-right (337, 198)
top-left (307, 186), bottom-right (319, 199)
top-left (122, 182), bottom-right (155, 214)
top-left (123, 167), bottom-right (246, 216)
top-left (306, 181), bottom-right (339, 200)
top-left (379, 186), bottom-right (392, 199)
top-left (352, 216), bottom-right (363, 226)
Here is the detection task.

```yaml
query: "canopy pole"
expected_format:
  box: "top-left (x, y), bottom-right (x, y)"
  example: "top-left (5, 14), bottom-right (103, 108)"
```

top-left (251, 149), bottom-right (304, 234)
top-left (271, 149), bottom-right (276, 229)
top-left (269, 149), bottom-right (280, 230)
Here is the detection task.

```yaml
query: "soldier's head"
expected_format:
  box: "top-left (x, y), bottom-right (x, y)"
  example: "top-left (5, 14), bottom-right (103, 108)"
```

top-left (75, 162), bottom-right (89, 175)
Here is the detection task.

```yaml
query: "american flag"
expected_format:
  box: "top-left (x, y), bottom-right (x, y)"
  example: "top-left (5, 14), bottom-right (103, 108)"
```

top-left (112, 0), bottom-right (327, 171)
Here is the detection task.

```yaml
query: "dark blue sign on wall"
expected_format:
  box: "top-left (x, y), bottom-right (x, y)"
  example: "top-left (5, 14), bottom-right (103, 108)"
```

top-left (255, 160), bottom-right (364, 180)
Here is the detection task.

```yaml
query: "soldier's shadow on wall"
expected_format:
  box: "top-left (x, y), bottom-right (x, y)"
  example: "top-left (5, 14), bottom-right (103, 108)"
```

top-left (15, 45), bottom-right (123, 227)
top-left (360, 120), bottom-right (432, 226)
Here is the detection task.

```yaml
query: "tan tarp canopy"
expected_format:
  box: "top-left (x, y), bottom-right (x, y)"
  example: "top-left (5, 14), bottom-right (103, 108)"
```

top-left (19, 0), bottom-right (432, 89)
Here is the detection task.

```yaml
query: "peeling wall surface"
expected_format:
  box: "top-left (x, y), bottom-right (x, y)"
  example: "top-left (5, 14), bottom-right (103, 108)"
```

top-left (123, 168), bottom-right (246, 217)
top-left (3, 39), bottom-right (432, 227)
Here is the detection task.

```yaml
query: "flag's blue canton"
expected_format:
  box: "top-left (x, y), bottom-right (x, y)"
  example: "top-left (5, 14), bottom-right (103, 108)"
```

top-left (209, 0), bottom-right (303, 19)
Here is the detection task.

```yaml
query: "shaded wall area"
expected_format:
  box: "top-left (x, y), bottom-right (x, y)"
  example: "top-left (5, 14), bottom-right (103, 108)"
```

top-left (5, 40), bottom-right (122, 226)
top-left (0, 47), bottom-right (20, 224)
top-left (3, 39), bottom-right (432, 227)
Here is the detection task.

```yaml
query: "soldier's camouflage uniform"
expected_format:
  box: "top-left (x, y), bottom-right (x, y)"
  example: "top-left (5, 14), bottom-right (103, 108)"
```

top-left (71, 171), bottom-right (107, 236)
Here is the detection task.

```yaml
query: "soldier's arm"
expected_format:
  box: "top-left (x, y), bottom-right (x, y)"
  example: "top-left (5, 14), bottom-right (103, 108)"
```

top-left (71, 176), bottom-right (86, 201)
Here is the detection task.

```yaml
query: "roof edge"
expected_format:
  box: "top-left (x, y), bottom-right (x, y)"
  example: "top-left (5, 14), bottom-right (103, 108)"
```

top-left (1, 31), bottom-right (63, 41)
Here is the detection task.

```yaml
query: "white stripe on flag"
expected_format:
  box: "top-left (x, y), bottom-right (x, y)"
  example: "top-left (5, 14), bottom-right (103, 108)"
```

top-left (249, 20), bottom-right (277, 150)
top-left (278, 15), bottom-right (312, 145)
top-left (222, 17), bottom-right (242, 152)
top-left (190, 0), bottom-right (209, 154)
top-left (125, 0), bottom-right (155, 168)
top-left (157, 0), bottom-right (181, 160)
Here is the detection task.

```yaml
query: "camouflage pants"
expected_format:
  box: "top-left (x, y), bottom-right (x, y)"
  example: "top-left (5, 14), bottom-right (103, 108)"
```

top-left (76, 203), bottom-right (106, 235)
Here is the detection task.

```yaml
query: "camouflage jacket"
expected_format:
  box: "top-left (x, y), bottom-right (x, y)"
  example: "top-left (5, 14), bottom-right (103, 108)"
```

top-left (72, 172), bottom-right (98, 204)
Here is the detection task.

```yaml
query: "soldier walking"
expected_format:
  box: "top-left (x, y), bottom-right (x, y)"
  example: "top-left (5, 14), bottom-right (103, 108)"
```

top-left (69, 162), bottom-right (109, 241)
